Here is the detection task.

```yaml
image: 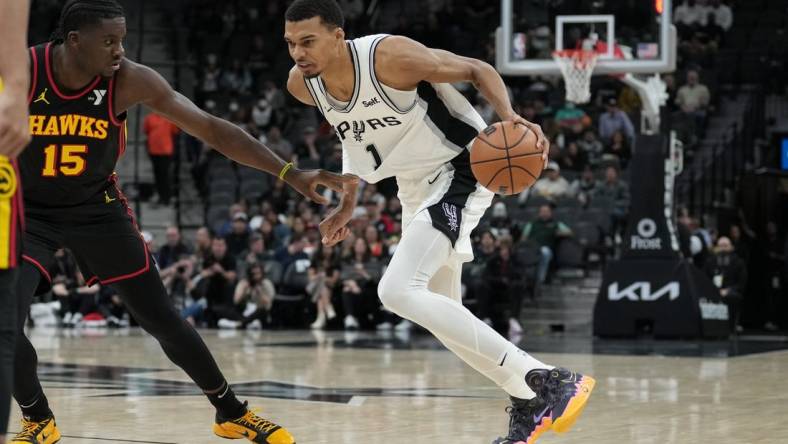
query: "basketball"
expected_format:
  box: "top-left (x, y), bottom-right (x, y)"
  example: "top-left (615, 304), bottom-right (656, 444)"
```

top-left (470, 121), bottom-right (543, 195)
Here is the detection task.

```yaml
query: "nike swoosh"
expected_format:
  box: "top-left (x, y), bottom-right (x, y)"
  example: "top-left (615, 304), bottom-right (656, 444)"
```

top-left (428, 171), bottom-right (442, 184)
top-left (533, 406), bottom-right (550, 423)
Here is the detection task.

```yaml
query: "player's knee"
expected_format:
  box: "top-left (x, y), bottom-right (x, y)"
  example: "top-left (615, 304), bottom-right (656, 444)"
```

top-left (377, 276), bottom-right (409, 315)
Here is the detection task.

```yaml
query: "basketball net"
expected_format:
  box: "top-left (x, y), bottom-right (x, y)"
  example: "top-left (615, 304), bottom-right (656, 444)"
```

top-left (552, 49), bottom-right (598, 104)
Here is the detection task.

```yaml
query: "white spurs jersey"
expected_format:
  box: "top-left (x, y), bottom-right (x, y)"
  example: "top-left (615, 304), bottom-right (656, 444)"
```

top-left (304, 34), bottom-right (487, 184)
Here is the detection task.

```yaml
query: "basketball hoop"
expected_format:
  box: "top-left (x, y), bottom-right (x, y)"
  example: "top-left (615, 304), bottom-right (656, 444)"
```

top-left (552, 49), bottom-right (598, 104)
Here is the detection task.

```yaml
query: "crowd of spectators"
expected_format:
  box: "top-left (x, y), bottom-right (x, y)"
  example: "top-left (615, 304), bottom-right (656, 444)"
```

top-left (22, 1), bottom-right (788, 334)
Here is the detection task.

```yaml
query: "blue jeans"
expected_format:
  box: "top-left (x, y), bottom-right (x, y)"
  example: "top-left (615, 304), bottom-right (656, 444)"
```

top-left (538, 246), bottom-right (554, 284)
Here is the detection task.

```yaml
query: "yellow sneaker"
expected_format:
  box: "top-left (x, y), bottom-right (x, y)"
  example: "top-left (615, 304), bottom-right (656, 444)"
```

top-left (10, 415), bottom-right (61, 444)
top-left (213, 406), bottom-right (295, 444)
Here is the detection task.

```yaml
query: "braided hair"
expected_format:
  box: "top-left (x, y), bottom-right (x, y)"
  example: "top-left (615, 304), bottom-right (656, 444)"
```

top-left (50, 0), bottom-right (125, 43)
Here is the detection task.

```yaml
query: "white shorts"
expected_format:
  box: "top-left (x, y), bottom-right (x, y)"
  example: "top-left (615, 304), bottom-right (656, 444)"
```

top-left (396, 150), bottom-right (494, 264)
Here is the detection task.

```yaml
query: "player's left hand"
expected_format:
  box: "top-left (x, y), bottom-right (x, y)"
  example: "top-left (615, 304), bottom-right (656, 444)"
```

top-left (504, 113), bottom-right (550, 169)
top-left (286, 168), bottom-right (359, 205)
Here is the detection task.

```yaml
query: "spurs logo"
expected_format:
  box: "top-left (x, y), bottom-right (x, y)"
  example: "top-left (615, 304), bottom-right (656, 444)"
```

top-left (352, 120), bottom-right (366, 142)
top-left (442, 203), bottom-right (459, 232)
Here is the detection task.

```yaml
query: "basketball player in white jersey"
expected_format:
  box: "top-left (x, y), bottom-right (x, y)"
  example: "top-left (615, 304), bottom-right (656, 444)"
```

top-left (283, 2), bottom-right (595, 443)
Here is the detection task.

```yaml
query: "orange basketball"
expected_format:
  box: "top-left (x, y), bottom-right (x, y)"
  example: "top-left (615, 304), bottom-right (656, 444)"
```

top-left (470, 121), bottom-right (543, 195)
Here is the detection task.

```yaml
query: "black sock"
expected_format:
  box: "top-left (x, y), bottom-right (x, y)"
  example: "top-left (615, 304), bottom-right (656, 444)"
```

top-left (206, 382), bottom-right (246, 420)
top-left (19, 392), bottom-right (52, 421)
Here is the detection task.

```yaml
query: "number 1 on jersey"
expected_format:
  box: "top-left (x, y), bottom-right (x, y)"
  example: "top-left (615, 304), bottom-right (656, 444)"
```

top-left (366, 144), bottom-right (382, 170)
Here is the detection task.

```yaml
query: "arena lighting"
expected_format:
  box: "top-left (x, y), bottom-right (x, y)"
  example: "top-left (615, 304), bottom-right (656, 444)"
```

top-left (655, 0), bottom-right (664, 14)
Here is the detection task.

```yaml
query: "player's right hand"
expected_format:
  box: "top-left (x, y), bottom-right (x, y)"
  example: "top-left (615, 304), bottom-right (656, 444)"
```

top-left (0, 90), bottom-right (31, 157)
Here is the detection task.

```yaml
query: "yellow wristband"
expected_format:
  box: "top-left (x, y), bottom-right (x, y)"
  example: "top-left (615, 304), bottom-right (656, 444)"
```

top-left (278, 162), bottom-right (294, 180)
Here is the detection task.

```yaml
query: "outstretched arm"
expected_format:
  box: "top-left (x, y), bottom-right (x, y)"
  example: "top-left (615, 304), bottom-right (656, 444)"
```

top-left (0, 0), bottom-right (31, 157)
top-left (115, 60), bottom-right (356, 204)
top-left (375, 36), bottom-right (549, 164)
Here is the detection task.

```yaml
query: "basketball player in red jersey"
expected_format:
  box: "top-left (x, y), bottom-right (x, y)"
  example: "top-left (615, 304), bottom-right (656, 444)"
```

top-left (9, 1), bottom-right (355, 443)
top-left (0, 1), bottom-right (32, 443)
top-left (284, 1), bottom-right (593, 443)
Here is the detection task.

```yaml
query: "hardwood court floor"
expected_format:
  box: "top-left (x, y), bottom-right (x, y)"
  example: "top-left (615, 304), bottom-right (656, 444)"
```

top-left (6, 328), bottom-right (788, 444)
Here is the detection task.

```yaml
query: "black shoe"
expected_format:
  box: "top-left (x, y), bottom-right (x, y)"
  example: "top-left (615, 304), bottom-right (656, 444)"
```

top-left (525, 367), bottom-right (595, 434)
top-left (491, 397), bottom-right (551, 444)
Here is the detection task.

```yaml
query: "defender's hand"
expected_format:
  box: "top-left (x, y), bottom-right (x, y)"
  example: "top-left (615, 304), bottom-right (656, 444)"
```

top-left (286, 168), bottom-right (359, 205)
top-left (0, 91), bottom-right (31, 157)
top-left (504, 113), bottom-right (549, 169)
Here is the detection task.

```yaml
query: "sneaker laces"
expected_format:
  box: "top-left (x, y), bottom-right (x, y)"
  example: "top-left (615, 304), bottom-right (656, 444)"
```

top-left (503, 398), bottom-right (544, 439)
top-left (239, 408), bottom-right (279, 434)
top-left (15, 417), bottom-right (45, 440)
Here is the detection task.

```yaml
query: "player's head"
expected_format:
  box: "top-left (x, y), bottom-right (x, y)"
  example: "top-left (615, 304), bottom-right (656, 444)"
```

top-left (52, 0), bottom-right (126, 78)
top-left (284, 0), bottom-right (345, 78)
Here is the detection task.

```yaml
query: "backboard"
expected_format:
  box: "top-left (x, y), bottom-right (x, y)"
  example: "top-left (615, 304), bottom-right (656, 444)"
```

top-left (496, 0), bottom-right (677, 76)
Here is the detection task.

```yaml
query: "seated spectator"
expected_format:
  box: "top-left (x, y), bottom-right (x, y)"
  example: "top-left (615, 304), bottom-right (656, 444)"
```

top-left (274, 236), bottom-right (310, 272)
top-left (675, 69), bottom-right (711, 133)
top-left (217, 203), bottom-right (247, 237)
top-left (198, 54), bottom-right (221, 99)
top-left (293, 126), bottom-right (321, 164)
top-left (239, 232), bottom-right (274, 277)
top-left (704, 0), bottom-right (732, 43)
top-left (531, 161), bottom-right (573, 200)
top-left (220, 59), bottom-right (252, 93)
top-left (603, 130), bottom-right (632, 168)
top-left (559, 141), bottom-right (589, 172)
top-left (307, 244), bottom-right (342, 329)
top-left (225, 212), bottom-right (250, 258)
top-left (193, 226), bottom-right (213, 264)
top-left (266, 126), bottom-right (293, 161)
top-left (340, 237), bottom-right (382, 329)
top-left (598, 98), bottom-right (635, 146)
top-left (554, 102), bottom-right (589, 130)
top-left (592, 167), bottom-right (631, 236)
top-left (570, 166), bottom-right (599, 206)
top-left (250, 98), bottom-right (274, 132)
top-left (476, 238), bottom-right (526, 338)
top-left (489, 202), bottom-right (515, 240)
top-left (157, 226), bottom-right (195, 299)
top-left (673, 0), bottom-right (706, 39)
top-left (217, 263), bottom-right (277, 329)
top-left (521, 204), bottom-right (573, 283)
top-left (577, 130), bottom-right (604, 165)
top-left (364, 225), bottom-right (387, 260)
top-left (704, 236), bottom-right (747, 334)
top-left (184, 237), bottom-right (237, 327)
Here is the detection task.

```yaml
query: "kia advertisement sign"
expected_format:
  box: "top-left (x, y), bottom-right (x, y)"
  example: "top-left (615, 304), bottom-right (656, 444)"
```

top-left (594, 134), bottom-right (728, 338)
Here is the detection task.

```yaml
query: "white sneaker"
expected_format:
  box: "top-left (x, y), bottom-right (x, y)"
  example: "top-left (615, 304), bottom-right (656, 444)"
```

top-left (326, 304), bottom-right (337, 320)
top-left (344, 315), bottom-right (359, 329)
top-left (376, 322), bottom-right (393, 331)
top-left (508, 317), bottom-right (524, 336)
top-left (62, 312), bottom-right (73, 327)
top-left (394, 319), bottom-right (412, 332)
top-left (71, 312), bottom-right (83, 326)
top-left (246, 319), bottom-right (263, 330)
top-left (217, 319), bottom-right (241, 329)
top-left (311, 312), bottom-right (327, 330)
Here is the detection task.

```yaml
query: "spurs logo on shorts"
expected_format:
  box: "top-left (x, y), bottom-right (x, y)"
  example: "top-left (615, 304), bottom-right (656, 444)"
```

top-left (442, 202), bottom-right (459, 232)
